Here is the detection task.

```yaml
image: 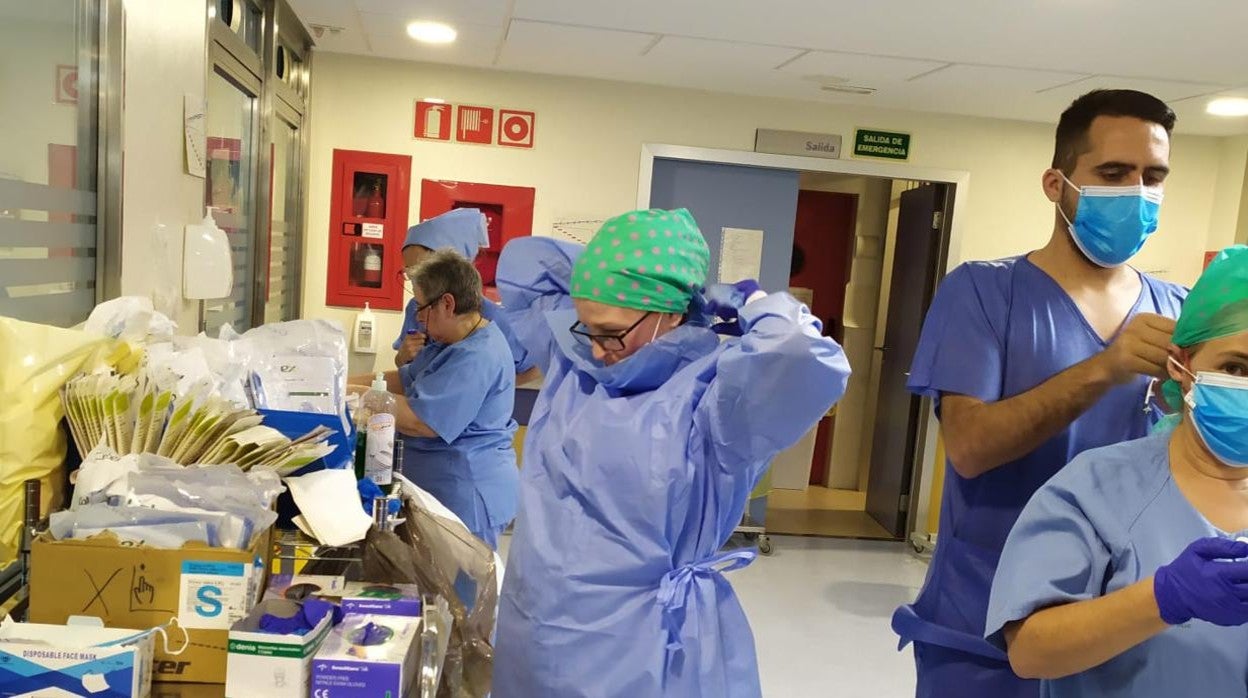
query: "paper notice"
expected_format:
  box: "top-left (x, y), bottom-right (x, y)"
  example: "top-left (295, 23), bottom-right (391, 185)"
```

top-left (719, 227), bottom-right (764, 283)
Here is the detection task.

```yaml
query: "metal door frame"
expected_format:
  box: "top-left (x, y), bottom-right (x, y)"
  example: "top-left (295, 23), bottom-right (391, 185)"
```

top-left (637, 143), bottom-right (971, 542)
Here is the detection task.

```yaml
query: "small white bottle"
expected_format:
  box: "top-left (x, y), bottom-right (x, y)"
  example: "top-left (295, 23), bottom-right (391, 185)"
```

top-left (353, 302), bottom-right (377, 354)
top-left (360, 372), bottom-right (397, 488)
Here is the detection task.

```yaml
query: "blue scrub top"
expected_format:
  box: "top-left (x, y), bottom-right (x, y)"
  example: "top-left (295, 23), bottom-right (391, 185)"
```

top-left (987, 433), bottom-right (1248, 698)
top-left (898, 257), bottom-right (1186, 653)
top-left (399, 321), bottom-right (519, 541)
top-left (394, 296), bottom-right (535, 374)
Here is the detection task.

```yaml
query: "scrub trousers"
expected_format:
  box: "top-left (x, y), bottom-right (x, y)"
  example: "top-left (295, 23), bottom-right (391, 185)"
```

top-left (914, 641), bottom-right (1039, 698)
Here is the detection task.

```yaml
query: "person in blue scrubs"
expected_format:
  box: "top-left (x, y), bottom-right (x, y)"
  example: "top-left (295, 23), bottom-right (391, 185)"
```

top-left (985, 246), bottom-right (1248, 697)
top-left (391, 249), bottom-right (518, 549)
top-left (891, 89), bottom-right (1187, 698)
top-left (394, 207), bottom-right (539, 384)
top-left (491, 209), bottom-right (850, 698)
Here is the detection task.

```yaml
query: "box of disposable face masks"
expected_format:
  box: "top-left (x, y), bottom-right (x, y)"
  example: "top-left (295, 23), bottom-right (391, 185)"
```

top-left (310, 615), bottom-right (422, 698)
top-left (28, 528), bottom-right (273, 684)
top-left (224, 599), bottom-right (334, 698)
top-left (0, 615), bottom-right (155, 698)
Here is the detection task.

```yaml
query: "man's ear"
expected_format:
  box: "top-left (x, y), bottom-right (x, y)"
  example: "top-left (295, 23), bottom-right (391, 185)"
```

top-left (1042, 168), bottom-right (1066, 205)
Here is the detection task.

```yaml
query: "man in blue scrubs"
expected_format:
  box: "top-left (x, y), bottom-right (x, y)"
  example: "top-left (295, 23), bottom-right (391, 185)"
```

top-left (891, 89), bottom-right (1187, 697)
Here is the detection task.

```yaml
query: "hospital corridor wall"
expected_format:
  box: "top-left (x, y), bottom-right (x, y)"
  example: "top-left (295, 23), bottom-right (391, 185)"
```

top-left (299, 53), bottom-right (1241, 378)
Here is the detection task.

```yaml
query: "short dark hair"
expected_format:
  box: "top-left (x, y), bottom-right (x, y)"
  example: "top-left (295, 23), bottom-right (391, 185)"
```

top-left (1051, 89), bottom-right (1176, 173)
top-left (413, 248), bottom-right (483, 315)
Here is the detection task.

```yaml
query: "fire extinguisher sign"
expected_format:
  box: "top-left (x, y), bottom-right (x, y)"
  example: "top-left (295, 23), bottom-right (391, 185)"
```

top-left (414, 100), bottom-right (452, 141)
top-left (413, 99), bottom-right (536, 150)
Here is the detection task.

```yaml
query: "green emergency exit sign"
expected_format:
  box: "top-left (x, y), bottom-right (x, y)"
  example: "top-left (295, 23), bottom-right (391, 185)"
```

top-left (853, 129), bottom-right (911, 160)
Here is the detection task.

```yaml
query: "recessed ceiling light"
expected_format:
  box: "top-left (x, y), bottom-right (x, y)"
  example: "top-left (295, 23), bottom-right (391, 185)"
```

top-left (1208, 97), bottom-right (1248, 117)
top-left (407, 21), bottom-right (456, 44)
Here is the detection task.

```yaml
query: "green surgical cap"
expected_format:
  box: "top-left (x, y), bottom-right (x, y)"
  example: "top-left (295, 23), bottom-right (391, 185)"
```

top-left (569, 208), bottom-right (710, 313)
top-left (1163, 245), bottom-right (1248, 410)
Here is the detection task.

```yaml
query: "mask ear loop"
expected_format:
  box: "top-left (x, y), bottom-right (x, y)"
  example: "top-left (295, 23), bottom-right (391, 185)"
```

top-left (155, 616), bottom-right (190, 656)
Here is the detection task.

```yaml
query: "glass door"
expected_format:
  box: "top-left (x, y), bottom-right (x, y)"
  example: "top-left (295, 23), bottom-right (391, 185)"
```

top-left (203, 62), bottom-right (260, 334)
top-left (264, 105), bottom-right (302, 323)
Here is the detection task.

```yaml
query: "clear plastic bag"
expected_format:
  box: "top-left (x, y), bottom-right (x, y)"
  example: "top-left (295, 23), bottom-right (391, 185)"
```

top-left (50, 504), bottom-right (218, 547)
top-left (360, 475), bottom-right (499, 698)
top-left (235, 319), bottom-right (351, 436)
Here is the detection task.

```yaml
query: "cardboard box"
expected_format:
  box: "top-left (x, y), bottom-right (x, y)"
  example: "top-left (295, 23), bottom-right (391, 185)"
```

top-left (0, 616), bottom-right (154, 698)
top-left (28, 529), bottom-right (272, 685)
top-left (339, 582), bottom-right (422, 618)
top-left (263, 574), bottom-right (346, 602)
top-left (311, 615), bottom-right (421, 698)
top-left (225, 599), bottom-right (333, 698)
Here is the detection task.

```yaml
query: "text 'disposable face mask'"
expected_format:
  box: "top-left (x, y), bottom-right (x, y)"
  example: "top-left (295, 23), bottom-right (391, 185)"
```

top-left (1059, 173), bottom-right (1163, 268)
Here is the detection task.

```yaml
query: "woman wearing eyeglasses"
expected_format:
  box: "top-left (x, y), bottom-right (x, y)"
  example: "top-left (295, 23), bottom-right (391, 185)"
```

top-left (393, 207), bottom-right (539, 385)
top-left (490, 208), bottom-right (850, 698)
top-left (387, 248), bottom-right (519, 550)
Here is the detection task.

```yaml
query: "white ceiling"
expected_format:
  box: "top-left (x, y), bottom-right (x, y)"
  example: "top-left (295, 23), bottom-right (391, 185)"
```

top-left (288, 0), bottom-right (1248, 136)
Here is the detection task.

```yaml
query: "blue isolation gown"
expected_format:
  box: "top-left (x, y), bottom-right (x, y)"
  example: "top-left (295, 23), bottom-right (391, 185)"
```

top-left (490, 237), bottom-right (851, 697)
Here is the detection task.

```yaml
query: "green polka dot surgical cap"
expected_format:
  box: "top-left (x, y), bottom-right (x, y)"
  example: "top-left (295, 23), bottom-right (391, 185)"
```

top-left (570, 208), bottom-right (710, 313)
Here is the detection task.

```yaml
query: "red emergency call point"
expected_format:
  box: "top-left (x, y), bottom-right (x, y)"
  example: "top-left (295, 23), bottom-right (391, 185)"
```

top-left (414, 100), bottom-right (451, 141)
top-left (498, 110), bottom-right (535, 148)
top-left (456, 105), bottom-right (495, 145)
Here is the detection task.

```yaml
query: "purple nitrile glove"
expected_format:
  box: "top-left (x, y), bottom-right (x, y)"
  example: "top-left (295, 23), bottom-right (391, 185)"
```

top-left (702, 280), bottom-right (762, 321)
top-left (1154, 537), bottom-right (1248, 626)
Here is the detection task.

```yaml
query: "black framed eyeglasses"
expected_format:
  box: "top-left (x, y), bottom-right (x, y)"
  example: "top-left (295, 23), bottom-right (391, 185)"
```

top-left (569, 313), bottom-right (652, 352)
top-left (414, 293), bottom-right (444, 317)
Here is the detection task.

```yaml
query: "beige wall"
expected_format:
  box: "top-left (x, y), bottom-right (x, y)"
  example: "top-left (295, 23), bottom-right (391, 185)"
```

top-left (304, 53), bottom-right (1236, 372)
top-left (119, 0), bottom-right (209, 331)
top-left (1208, 135), bottom-right (1248, 252)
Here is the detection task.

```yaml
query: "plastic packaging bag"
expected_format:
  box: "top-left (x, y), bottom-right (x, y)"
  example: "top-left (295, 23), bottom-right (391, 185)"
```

top-left (49, 504), bottom-right (217, 547)
top-left (360, 474), bottom-right (500, 698)
top-left (0, 317), bottom-right (122, 566)
top-left (236, 319), bottom-right (351, 436)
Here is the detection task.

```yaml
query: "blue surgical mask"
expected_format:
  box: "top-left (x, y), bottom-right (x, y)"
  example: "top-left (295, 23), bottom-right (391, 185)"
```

top-left (1180, 368), bottom-right (1248, 467)
top-left (547, 309), bottom-right (718, 394)
top-left (1059, 173), bottom-right (1163, 268)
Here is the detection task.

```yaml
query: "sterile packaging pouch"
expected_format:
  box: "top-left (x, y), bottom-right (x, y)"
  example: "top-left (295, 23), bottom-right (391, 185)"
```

top-left (310, 615), bottom-right (422, 698)
top-left (0, 615), bottom-right (155, 698)
top-left (28, 528), bottom-right (273, 684)
top-left (0, 316), bottom-right (121, 567)
top-left (225, 599), bottom-right (334, 698)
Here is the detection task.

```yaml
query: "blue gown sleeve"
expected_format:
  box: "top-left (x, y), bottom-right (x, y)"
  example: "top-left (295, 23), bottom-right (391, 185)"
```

top-left (984, 471), bottom-right (1115, 650)
top-left (483, 299), bottom-right (536, 374)
top-left (406, 342), bottom-right (503, 443)
top-left (496, 237), bottom-right (583, 375)
top-left (907, 264), bottom-right (1005, 412)
top-left (393, 298), bottom-right (422, 350)
top-left (698, 293), bottom-right (851, 475)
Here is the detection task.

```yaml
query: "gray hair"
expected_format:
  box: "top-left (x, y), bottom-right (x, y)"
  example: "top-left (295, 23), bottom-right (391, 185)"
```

top-left (412, 248), bottom-right (483, 315)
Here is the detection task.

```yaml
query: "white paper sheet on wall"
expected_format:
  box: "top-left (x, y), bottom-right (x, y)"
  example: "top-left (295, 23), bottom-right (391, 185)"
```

top-left (719, 227), bottom-right (764, 283)
top-left (551, 217), bottom-right (608, 245)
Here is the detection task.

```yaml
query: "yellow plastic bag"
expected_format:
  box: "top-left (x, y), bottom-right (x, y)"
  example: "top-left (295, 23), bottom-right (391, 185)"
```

top-left (0, 317), bottom-right (126, 566)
